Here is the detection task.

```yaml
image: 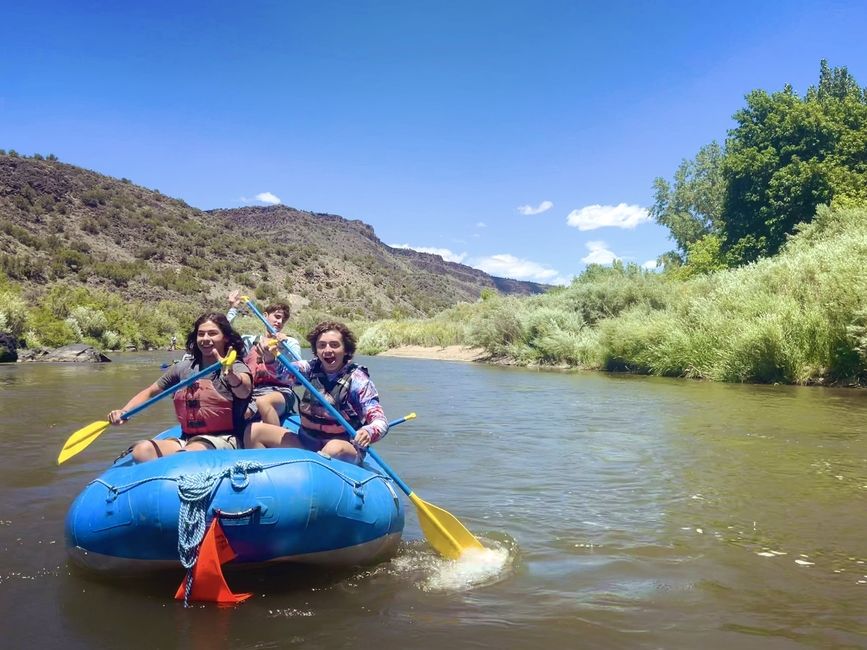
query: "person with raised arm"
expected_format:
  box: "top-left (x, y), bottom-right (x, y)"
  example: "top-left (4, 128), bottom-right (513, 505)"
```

top-left (226, 289), bottom-right (302, 426)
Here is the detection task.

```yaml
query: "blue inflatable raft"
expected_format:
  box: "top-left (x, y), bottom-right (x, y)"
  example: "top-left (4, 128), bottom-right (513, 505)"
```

top-left (65, 417), bottom-right (405, 574)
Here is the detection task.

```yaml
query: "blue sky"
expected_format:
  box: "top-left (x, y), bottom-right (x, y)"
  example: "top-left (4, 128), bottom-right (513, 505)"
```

top-left (2, 1), bottom-right (866, 285)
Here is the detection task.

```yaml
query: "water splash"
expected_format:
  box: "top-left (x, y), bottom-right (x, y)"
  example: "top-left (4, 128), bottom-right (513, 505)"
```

top-left (390, 537), bottom-right (515, 592)
top-left (423, 545), bottom-right (511, 592)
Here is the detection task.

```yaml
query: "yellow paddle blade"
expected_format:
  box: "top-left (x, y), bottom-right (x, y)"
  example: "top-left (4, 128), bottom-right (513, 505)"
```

top-left (57, 420), bottom-right (110, 465)
top-left (409, 492), bottom-right (484, 559)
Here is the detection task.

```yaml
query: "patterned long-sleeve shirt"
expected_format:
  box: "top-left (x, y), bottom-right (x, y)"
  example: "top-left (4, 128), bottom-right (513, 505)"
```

top-left (294, 359), bottom-right (389, 443)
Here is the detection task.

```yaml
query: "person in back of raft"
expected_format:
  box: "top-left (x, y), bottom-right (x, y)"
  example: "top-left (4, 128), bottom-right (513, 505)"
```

top-left (246, 321), bottom-right (388, 464)
top-left (107, 313), bottom-right (266, 462)
top-left (226, 289), bottom-right (301, 426)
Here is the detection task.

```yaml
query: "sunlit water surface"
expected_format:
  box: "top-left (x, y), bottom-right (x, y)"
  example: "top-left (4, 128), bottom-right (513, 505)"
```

top-left (1, 353), bottom-right (865, 649)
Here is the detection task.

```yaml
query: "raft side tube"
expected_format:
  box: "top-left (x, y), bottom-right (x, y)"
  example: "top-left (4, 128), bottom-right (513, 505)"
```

top-left (65, 447), bottom-right (405, 572)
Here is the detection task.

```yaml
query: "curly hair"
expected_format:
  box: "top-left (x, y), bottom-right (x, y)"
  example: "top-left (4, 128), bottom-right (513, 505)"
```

top-left (185, 312), bottom-right (246, 367)
top-left (306, 321), bottom-right (357, 362)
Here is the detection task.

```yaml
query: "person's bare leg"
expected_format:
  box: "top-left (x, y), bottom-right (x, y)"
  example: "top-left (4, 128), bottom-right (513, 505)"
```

top-left (131, 438), bottom-right (183, 462)
top-left (255, 392), bottom-right (286, 426)
top-left (245, 422), bottom-right (302, 449)
top-left (321, 439), bottom-right (361, 463)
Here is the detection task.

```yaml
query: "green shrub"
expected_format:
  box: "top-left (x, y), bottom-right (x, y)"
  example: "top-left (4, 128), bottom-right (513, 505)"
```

top-left (255, 282), bottom-right (277, 303)
top-left (149, 269), bottom-right (203, 293)
top-left (67, 305), bottom-right (109, 339)
top-left (80, 188), bottom-right (108, 207)
top-left (53, 248), bottom-right (89, 273)
top-left (25, 310), bottom-right (76, 347)
top-left (91, 260), bottom-right (143, 287)
top-left (0, 254), bottom-right (47, 281)
top-left (357, 323), bottom-right (392, 355)
top-left (467, 298), bottom-right (526, 355)
top-left (100, 330), bottom-right (123, 350)
top-left (0, 289), bottom-right (29, 338)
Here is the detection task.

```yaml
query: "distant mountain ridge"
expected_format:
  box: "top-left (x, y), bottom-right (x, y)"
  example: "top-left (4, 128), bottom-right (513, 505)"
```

top-left (0, 154), bottom-right (549, 320)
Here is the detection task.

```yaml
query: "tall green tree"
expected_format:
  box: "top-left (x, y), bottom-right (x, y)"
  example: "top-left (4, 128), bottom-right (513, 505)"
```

top-left (721, 60), bottom-right (867, 263)
top-left (650, 141), bottom-right (725, 260)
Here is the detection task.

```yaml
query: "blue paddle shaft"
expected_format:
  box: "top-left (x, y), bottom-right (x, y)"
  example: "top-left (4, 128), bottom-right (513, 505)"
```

top-left (244, 299), bottom-right (371, 445)
top-left (388, 414), bottom-right (411, 427)
top-left (244, 297), bottom-right (414, 495)
top-left (121, 358), bottom-right (227, 422)
top-left (242, 298), bottom-right (304, 362)
top-left (269, 346), bottom-right (414, 496)
top-left (244, 299), bottom-right (280, 338)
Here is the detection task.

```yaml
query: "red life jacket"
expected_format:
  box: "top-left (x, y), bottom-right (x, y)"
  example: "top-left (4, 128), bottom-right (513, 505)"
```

top-left (244, 343), bottom-right (295, 388)
top-left (173, 377), bottom-right (236, 436)
top-left (298, 361), bottom-right (364, 437)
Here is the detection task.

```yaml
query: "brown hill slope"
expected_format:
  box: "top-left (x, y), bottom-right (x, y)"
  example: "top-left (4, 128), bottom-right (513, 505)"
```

top-left (0, 153), bottom-right (549, 320)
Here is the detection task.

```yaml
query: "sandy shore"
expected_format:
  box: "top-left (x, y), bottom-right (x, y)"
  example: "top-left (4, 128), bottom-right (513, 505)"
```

top-left (376, 345), bottom-right (487, 362)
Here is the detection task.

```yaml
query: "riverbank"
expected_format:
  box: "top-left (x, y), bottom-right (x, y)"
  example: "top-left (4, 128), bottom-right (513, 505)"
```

top-left (376, 345), bottom-right (486, 362)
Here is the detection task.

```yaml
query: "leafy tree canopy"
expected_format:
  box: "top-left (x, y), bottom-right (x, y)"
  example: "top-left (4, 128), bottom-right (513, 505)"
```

top-left (723, 60), bottom-right (867, 264)
top-left (650, 141), bottom-right (725, 259)
top-left (653, 60), bottom-right (867, 270)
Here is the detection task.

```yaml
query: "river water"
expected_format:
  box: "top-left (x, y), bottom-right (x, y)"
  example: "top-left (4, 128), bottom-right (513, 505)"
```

top-left (1, 353), bottom-right (865, 649)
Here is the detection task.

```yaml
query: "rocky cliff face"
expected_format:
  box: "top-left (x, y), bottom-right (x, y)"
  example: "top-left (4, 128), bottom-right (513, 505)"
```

top-left (389, 247), bottom-right (549, 295)
top-left (0, 154), bottom-right (549, 319)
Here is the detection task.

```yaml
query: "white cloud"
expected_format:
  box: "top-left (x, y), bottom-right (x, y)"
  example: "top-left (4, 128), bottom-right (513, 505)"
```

top-left (255, 192), bottom-right (281, 205)
top-left (642, 259), bottom-right (659, 270)
top-left (581, 241), bottom-right (619, 265)
top-left (517, 200), bottom-right (554, 216)
top-left (389, 244), bottom-right (467, 264)
top-left (470, 253), bottom-right (560, 282)
top-left (476, 221), bottom-right (487, 228)
top-left (390, 245), bottom-right (566, 285)
top-left (566, 203), bottom-right (650, 231)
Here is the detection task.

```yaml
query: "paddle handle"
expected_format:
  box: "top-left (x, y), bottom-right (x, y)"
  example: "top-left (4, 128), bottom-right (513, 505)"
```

top-left (120, 353), bottom-right (235, 422)
top-left (389, 412), bottom-right (416, 427)
top-left (387, 414), bottom-right (415, 428)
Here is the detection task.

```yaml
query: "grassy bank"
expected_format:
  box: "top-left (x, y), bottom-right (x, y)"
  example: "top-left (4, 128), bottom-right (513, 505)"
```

top-left (355, 206), bottom-right (867, 385)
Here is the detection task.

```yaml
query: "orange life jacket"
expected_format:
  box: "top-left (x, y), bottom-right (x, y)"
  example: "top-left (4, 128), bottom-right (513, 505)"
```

top-left (173, 377), bottom-right (236, 437)
top-left (244, 343), bottom-right (295, 388)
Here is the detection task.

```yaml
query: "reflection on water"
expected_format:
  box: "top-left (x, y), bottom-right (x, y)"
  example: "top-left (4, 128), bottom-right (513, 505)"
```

top-left (1, 353), bottom-right (865, 648)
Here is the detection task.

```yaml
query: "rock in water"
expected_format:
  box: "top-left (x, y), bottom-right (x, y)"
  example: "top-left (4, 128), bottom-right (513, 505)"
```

top-left (39, 344), bottom-right (111, 363)
top-left (0, 332), bottom-right (17, 363)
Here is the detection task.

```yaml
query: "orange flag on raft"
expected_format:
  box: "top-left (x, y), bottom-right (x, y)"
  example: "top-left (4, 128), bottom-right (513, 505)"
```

top-left (174, 518), bottom-right (252, 605)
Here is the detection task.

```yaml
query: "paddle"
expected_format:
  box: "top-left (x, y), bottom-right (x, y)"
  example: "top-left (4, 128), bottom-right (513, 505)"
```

top-left (57, 350), bottom-right (238, 465)
top-left (239, 295), bottom-right (297, 352)
top-left (242, 297), bottom-right (483, 559)
top-left (386, 412), bottom-right (417, 428)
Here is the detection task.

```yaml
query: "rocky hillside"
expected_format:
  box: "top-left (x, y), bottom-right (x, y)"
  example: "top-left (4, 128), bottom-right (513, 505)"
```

top-left (0, 153), bottom-right (548, 320)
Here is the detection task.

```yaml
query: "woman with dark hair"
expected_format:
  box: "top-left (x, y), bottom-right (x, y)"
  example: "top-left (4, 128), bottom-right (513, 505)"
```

top-left (108, 313), bottom-right (267, 462)
top-left (246, 320), bottom-right (389, 464)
